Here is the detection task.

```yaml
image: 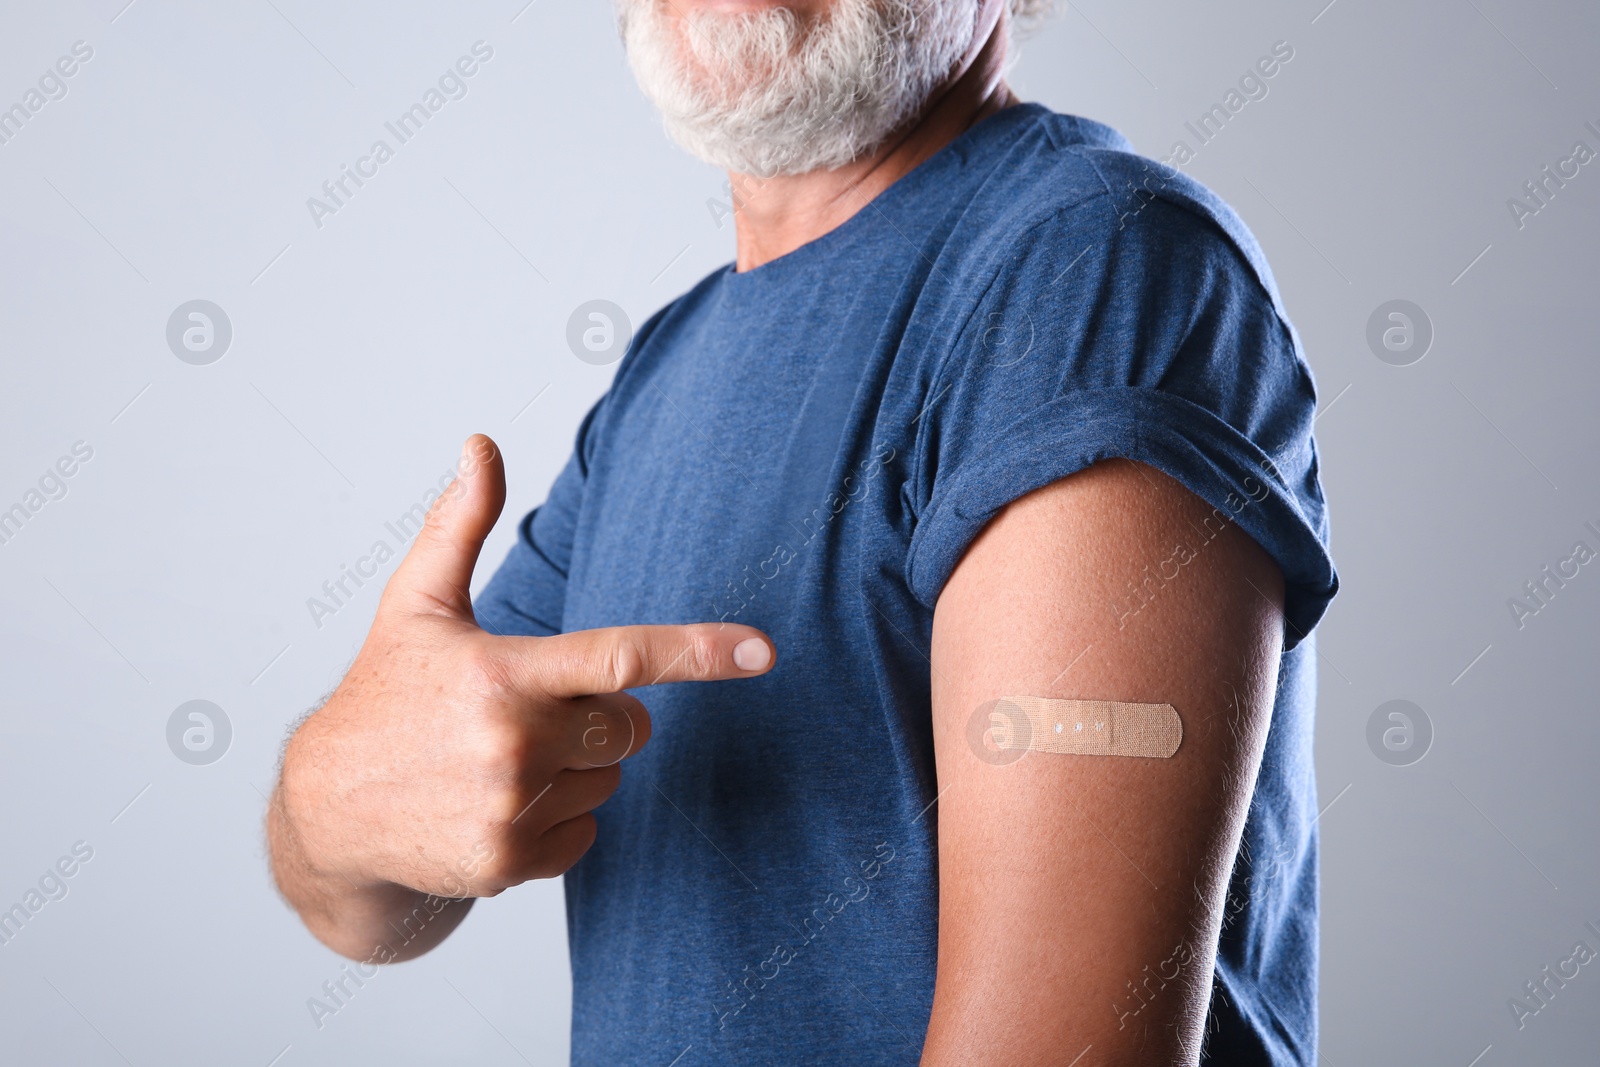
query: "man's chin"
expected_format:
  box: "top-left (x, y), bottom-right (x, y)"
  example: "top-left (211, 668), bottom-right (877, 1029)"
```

top-left (622, 0), bottom-right (972, 176)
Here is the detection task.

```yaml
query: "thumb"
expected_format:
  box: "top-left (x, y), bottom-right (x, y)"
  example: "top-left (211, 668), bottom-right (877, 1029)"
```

top-left (385, 434), bottom-right (506, 620)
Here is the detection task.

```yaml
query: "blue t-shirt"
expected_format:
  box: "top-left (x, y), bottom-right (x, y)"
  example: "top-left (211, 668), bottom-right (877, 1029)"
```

top-left (478, 102), bottom-right (1337, 1066)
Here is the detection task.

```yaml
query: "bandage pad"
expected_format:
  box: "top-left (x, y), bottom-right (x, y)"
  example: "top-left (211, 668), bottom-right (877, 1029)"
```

top-left (975, 697), bottom-right (1183, 759)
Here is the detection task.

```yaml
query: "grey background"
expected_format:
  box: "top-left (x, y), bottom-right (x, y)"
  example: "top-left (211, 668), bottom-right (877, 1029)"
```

top-left (1, 0), bottom-right (1595, 1063)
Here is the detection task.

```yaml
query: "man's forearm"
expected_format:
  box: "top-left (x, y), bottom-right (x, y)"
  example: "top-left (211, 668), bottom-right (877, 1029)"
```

top-left (266, 781), bottom-right (473, 964)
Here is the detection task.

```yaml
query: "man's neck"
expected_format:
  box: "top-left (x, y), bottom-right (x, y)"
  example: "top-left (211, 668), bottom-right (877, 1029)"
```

top-left (729, 0), bottom-right (1018, 271)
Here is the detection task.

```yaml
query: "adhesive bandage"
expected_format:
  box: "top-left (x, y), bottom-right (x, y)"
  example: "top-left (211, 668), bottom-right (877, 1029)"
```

top-left (967, 697), bottom-right (1183, 764)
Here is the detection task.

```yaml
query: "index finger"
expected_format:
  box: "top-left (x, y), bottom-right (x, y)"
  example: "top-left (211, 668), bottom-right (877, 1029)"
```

top-left (502, 623), bottom-right (776, 698)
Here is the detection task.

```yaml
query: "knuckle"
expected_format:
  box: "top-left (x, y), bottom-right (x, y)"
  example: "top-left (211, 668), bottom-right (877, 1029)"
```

top-left (473, 815), bottom-right (530, 875)
top-left (458, 643), bottom-right (515, 696)
top-left (467, 852), bottom-right (513, 891)
top-left (471, 808), bottom-right (513, 851)
top-left (579, 705), bottom-right (633, 765)
top-left (600, 636), bottom-right (645, 693)
top-left (470, 718), bottom-right (530, 782)
top-left (440, 858), bottom-right (492, 898)
top-left (683, 631), bottom-right (721, 679)
top-left (475, 839), bottom-right (520, 886)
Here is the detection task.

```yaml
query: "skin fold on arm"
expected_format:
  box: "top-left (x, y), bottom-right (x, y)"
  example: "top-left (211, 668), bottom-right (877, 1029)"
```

top-left (922, 459), bottom-right (1287, 1066)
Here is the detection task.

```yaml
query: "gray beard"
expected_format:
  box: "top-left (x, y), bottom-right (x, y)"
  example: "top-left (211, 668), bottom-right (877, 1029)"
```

top-left (617, 0), bottom-right (977, 177)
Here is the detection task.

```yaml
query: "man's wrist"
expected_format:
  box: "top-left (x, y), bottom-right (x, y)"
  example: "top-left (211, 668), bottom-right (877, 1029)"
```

top-left (267, 783), bottom-right (432, 960)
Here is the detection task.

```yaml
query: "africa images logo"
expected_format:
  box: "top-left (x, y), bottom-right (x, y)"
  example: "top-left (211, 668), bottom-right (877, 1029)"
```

top-left (305, 41), bottom-right (494, 229)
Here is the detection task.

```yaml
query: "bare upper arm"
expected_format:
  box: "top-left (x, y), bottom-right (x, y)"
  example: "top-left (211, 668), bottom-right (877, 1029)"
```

top-left (922, 459), bottom-right (1285, 1066)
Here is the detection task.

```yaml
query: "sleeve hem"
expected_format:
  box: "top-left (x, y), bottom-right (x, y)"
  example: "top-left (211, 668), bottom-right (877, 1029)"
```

top-left (904, 386), bottom-right (1337, 650)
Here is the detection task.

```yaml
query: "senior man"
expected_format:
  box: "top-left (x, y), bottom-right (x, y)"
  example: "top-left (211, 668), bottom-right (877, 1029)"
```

top-left (268, 0), bottom-right (1338, 1063)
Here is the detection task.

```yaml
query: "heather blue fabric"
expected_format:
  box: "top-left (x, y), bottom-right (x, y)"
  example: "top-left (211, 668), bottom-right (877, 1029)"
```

top-left (477, 103), bottom-right (1337, 1066)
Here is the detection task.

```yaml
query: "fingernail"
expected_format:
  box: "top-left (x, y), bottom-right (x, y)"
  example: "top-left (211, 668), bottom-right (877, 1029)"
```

top-left (733, 638), bottom-right (771, 672)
